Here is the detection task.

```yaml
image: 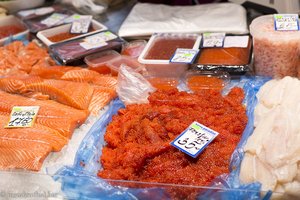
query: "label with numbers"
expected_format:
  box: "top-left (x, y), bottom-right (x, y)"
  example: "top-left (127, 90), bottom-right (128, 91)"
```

top-left (70, 15), bottom-right (92, 34)
top-left (18, 7), bottom-right (54, 17)
top-left (274, 14), bottom-right (299, 31)
top-left (41, 13), bottom-right (69, 27)
top-left (202, 32), bottom-right (225, 48)
top-left (170, 48), bottom-right (199, 63)
top-left (171, 121), bottom-right (219, 158)
top-left (223, 36), bottom-right (249, 48)
top-left (5, 106), bottom-right (40, 128)
top-left (80, 31), bottom-right (117, 50)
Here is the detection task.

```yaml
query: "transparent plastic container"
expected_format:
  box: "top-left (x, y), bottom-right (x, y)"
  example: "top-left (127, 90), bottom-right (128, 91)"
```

top-left (138, 33), bottom-right (202, 77)
top-left (85, 50), bottom-right (120, 74)
top-left (250, 15), bottom-right (300, 78)
top-left (185, 70), bottom-right (230, 92)
top-left (37, 20), bottom-right (107, 47)
top-left (0, 15), bottom-right (29, 46)
top-left (85, 50), bottom-right (145, 76)
top-left (121, 40), bottom-right (147, 59)
top-left (108, 55), bottom-right (145, 76)
top-left (144, 75), bottom-right (179, 90)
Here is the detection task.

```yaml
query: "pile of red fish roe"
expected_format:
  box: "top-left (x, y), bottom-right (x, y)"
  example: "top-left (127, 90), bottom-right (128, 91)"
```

top-left (98, 88), bottom-right (247, 199)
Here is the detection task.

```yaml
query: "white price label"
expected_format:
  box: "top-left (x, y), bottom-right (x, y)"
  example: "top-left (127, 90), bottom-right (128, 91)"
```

top-left (171, 121), bottom-right (219, 158)
top-left (41, 13), bottom-right (69, 27)
top-left (274, 14), bottom-right (299, 31)
top-left (5, 106), bottom-right (39, 128)
top-left (202, 32), bottom-right (225, 48)
top-left (79, 41), bottom-right (107, 50)
top-left (35, 7), bottom-right (55, 16)
top-left (70, 15), bottom-right (92, 34)
top-left (223, 36), bottom-right (249, 48)
top-left (170, 48), bottom-right (199, 63)
top-left (84, 31), bottom-right (117, 44)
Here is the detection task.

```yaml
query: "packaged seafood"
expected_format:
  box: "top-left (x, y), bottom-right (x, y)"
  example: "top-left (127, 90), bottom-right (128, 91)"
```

top-left (138, 33), bottom-right (202, 77)
top-left (144, 75), bottom-right (179, 90)
top-left (37, 19), bottom-right (107, 47)
top-left (0, 15), bottom-right (29, 46)
top-left (121, 40), bottom-right (147, 59)
top-left (194, 35), bottom-right (252, 74)
top-left (185, 70), bottom-right (230, 92)
top-left (250, 15), bottom-right (300, 78)
top-left (49, 31), bottom-right (125, 65)
top-left (85, 50), bottom-right (121, 74)
top-left (23, 9), bottom-right (74, 33)
top-left (17, 5), bottom-right (60, 20)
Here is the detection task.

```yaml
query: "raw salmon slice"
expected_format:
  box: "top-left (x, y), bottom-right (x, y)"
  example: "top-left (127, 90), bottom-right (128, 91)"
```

top-left (0, 115), bottom-right (68, 152)
top-left (0, 110), bottom-right (77, 138)
top-left (26, 79), bottom-right (94, 110)
top-left (30, 65), bottom-right (79, 79)
top-left (89, 87), bottom-right (117, 116)
top-left (0, 75), bottom-right (43, 94)
top-left (91, 76), bottom-right (117, 89)
top-left (0, 138), bottom-right (51, 171)
top-left (0, 90), bottom-right (89, 126)
top-left (61, 68), bottom-right (100, 83)
top-left (0, 146), bottom-right (50, 171)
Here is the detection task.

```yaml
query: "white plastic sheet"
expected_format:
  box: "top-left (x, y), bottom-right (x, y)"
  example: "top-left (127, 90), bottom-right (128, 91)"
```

top-left (119, 3), bottom-right (249, 38)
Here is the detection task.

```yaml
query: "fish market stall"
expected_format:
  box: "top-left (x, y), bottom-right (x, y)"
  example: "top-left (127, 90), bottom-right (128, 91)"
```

top-left (0, 0), bottom-right (299, 199)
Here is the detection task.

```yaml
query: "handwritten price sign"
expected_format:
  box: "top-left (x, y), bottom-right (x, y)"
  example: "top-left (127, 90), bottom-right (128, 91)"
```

top-left (171, 121), bottom-right (219, 158)
top-left (5, 106), bottom-right (39, 128)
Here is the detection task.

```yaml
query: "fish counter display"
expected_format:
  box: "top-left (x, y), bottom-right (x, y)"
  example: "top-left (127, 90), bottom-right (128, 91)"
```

top-left (0, 3), bottom-right (299, 200)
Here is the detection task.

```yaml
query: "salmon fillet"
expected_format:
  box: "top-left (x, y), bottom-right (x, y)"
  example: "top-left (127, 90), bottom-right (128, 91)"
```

top-left (0, 115), bottom-right (68, 152)
top-left (89, 86), bottom-right (117, 116)
top-left (26, 79), bottom-right (94, 110)
top-left (30, 65), bottom-right (79, 79)
top-left (61, 69), bottom-right (100, 83)
top-left (0, 90), bottom-right (89, 126)
top-left (91, 76), bottom-right (117, 89)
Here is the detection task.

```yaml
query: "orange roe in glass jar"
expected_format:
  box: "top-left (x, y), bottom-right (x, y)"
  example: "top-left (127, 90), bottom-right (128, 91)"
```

top-left (98, 88), bottom-right (247, 199)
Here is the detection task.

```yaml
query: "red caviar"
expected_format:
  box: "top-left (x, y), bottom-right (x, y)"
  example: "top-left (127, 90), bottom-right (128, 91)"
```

top-left (0, 25), bottom-right (24, 39)
top-left (98, 88), bottom-right (247, 199)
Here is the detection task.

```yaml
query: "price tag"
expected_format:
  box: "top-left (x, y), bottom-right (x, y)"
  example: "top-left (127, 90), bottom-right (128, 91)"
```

top-left (84, 31), bottom-right (117, 43)
top-left (202, 32), bottom-right (225, 48)
top-left (274, 14), bottom-right (299, 31)
top-left (171, 121), bottom-right (219, 158)
top-left (223, 36), bottom-right (249, 48)
top-left (70, 15), bottom-right (92, 34)
top-left (79, 41), bottom-right (107, 50)
top-left (41, 13), bottom-right (69, 27)
top-left (170, 48), bottom-right (199, 63)
top-left (19, 7), bottom-right (54, 17)
top-left (5, 106), bottom-right (40, 128)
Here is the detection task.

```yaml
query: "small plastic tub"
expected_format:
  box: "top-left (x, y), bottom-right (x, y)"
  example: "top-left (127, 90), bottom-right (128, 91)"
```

top-left (121, 40), bottom-right (147, 58)
top-left (138, 33), bottom-right (202, 77)
top-left (144, 75), bottom-right (179, 90)
top-left (37, 20), bottom-right (107, 47)
top-left (185, 70), bottom-right (230, 92)
top-left (85, 50), bottom-right (121, 74)
top-left (250, 15), bottom-right (300, 78)
top-left (108, 55), bottom-right (145, 76)
top-left (0, 15), bottom-right (29, 46)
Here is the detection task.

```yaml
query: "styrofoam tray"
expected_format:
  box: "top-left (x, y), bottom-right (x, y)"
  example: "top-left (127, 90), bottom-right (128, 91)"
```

top-left (36, 19), bottom-right (107, 47)
top-left (0, 15), bottom-right (29, 46)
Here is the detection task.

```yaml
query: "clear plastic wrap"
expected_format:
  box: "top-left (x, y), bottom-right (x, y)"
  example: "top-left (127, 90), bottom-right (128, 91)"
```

top-left (116, 65), bottom-right (155, 105)
top-left (54, 76), bottom-right (274, 200)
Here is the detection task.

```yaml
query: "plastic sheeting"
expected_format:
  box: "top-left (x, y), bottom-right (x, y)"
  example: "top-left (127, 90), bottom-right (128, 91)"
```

top-left (55, 76), bottom-right (272, 200)
top-left (118, 3), bottom-right (248, 38)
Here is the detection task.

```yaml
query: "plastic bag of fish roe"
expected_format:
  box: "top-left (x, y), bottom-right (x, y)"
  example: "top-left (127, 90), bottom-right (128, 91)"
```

top-left (250, 15), bottom-right (300, 78)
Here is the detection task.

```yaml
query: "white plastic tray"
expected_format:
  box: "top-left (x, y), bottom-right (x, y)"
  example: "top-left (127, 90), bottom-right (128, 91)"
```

top-left (36, 19), bottom-right (107, 47)
top-left (0, 15), bottom-right (29, 46)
